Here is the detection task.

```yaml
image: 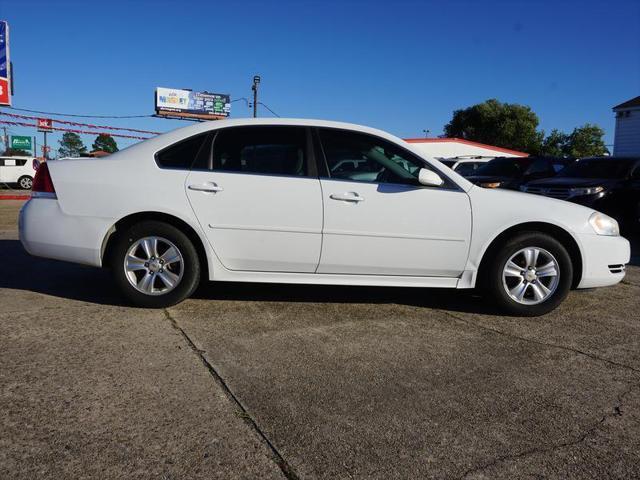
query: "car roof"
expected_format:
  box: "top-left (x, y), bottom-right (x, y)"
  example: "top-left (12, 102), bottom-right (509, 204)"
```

top-left (116, 118), bottom-right (411, 157)
top-left (104, 117), bottom-right (475, 192)
top-left (117, 117), bottom-right (426, 157)
top-left (167, 117), bottom-right (400, 139)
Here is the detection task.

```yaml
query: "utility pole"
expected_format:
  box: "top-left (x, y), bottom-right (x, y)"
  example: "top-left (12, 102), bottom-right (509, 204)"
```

top-left (33, 136), bottom-right (37, 158)
top-left (251, 75), bottom-right (261, 118)
top-left (2, 126), bottom-right (7, 150)
top-left (43, 131), bottom-right (48, 160)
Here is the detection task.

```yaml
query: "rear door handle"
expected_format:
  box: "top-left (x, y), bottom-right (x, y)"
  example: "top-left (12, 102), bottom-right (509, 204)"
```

top-left (188, 182), bottom-right (223, 193)
top-left (329, 192), bottom-right (364, 203)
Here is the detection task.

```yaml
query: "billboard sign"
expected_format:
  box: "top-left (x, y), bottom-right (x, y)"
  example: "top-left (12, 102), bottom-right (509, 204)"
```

top-left (0, 21), bottom-right (10, 106)
top-left (37, 117), bottom-right (54, 132)
top-left (155, 87), bottom-right (231, 120)
top-left (11, 135), bottom-right (32, 151)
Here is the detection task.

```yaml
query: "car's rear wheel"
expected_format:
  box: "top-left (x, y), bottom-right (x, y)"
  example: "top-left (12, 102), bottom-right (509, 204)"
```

top-left (110, 221), bottom-right (200, 308)
top-left (17, 176), bottom-right (33, 190)
top-left (484, 232), bottom-right (573, 316)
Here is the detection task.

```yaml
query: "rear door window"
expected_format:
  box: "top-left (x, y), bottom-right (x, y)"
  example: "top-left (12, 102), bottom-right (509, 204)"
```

top-left (212, 126), bottom-right (308, 176)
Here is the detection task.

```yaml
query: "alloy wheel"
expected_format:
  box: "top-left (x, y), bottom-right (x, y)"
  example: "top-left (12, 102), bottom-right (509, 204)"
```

top-left (501, 246), bottom-right (560, 305)
top-left (124, 236), bottom-right (184, 296)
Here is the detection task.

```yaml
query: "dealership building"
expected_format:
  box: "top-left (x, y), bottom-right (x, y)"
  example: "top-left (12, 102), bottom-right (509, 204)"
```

top-left (403, 137), bottom-right (528, 159)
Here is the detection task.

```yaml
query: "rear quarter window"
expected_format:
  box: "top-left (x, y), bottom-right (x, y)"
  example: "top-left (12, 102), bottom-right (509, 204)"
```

top-left (155, 133), bottom-right (210, 170)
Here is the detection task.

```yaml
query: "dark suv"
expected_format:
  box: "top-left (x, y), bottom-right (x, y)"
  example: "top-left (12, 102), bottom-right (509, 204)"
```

top-left (466, 156), bottom-right (573, 190)
top-left (521, 156), bottom-right (640, 228)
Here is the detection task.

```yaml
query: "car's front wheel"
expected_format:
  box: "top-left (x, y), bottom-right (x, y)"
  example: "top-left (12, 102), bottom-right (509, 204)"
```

top-left (484, 232), bottom-right (573, 316)
top-left (110, 221), bottom-right (201, 308)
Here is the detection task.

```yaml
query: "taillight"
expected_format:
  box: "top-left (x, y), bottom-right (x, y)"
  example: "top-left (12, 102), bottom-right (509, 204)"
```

top-left (31, 162), bottom-right (57, 198)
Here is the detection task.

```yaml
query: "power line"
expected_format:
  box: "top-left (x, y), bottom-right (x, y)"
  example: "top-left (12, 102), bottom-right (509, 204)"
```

top-left (0, 120), bottom-right (152, 140)
top-left (0, 112), bottom-right (161, 134)
top-left (258, 102), bottom-right (281, 117)
top-left (5, 99), bottom-right (281, 121)
top-left (6, 106), bottom-right (153, 119)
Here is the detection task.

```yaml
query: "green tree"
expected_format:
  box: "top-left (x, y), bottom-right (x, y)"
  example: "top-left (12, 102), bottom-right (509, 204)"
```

top-left (540, 129), bottom-right (569, 157)
top-left (58, 132), bottom-right (87, 158)
top-left (565, 124), bottom-right (608, 158)
top-left (444, 99), bottom-right (544, 154)
top-left (92, 133), bottom-right (119, 153)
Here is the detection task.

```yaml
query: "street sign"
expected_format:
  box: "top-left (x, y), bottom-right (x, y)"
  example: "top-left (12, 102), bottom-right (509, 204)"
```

top-left (10, 135), bottom-right (32, 151)
top-left (37, 118), bottom-right (53, 132)
top-left (0, 21), bottom-right (10, 106)
top-left (155, 87), bottom-right (231, 120)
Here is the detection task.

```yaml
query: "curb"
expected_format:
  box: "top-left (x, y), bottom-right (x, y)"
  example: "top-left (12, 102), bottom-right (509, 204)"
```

top-left (0, 195), bottom-right (29, 200)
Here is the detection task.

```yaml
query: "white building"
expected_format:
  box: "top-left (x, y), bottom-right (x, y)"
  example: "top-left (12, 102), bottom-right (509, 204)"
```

top-left (613, 96), bottom-right (640, 156)
top-left (404, 137), bottom-right (528, 160)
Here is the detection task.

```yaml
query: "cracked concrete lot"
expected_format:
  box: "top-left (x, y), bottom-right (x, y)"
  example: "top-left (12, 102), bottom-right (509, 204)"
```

top-left (1, 200), bottom-right (639, 479)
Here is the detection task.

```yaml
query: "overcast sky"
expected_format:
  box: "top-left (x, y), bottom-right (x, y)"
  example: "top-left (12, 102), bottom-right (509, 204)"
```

top-left (1, 0), bottom-right (639, 152)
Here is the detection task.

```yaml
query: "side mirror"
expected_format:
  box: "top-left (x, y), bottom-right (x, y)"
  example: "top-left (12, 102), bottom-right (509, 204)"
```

top-left (418, 168), bottom-right (444, 187)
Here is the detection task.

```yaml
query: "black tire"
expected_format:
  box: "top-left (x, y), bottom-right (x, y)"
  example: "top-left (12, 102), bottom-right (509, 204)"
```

top-left (110, 221), bottom-right (201, 308)
top-left (483, 232), bottom-right (573, 317)
top-left (17, 175), bottom-right (33, 190)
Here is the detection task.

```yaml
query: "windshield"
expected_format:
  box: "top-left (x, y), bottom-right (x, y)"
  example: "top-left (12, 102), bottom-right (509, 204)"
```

top-left (440, 159), bottom-right (456, 168)
top-left (474, 158), bottom-right (527, 177)
top-left (556, 158), bottom-right (633, 179)
top-left (455, 162), bottom-right (483, 176)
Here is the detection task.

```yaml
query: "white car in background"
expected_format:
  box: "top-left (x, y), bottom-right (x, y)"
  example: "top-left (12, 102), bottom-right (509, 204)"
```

top-left (19, 119), bottom-right (630, 316)
top-left (439, 156), bottom-right (494, 177)
top-left (0, 156), bottom-right (38, 189)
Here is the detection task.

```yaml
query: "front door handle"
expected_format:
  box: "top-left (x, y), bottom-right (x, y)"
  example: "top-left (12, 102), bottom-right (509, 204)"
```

top-left (329, 192), bottom-right (364, 203)
top-left (188, 182), bottom-right (223, 193)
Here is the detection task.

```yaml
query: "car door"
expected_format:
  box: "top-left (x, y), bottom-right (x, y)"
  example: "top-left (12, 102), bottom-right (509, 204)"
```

top-left (316, 128), bottom-right (472, 277)
top-left (2, 157), bottom-right (19, 183)
top-left (186, 125), bottom-right (323, 273)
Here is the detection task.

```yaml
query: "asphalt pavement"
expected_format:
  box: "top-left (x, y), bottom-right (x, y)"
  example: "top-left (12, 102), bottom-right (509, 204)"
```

top-left (1, 200), bottom-right (639, 479)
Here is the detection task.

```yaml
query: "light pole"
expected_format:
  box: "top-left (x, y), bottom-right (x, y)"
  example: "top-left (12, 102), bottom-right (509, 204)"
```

top-left (251, 75), bottom-right (261, 118)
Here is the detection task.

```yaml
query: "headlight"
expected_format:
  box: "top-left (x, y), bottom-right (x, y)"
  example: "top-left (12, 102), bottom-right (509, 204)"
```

top-left (589, 212), bottom-right (619, 236)
top-left (570, 186), bottom-right (604, 196)
top-left (480, 182), bottom-right (501, 188)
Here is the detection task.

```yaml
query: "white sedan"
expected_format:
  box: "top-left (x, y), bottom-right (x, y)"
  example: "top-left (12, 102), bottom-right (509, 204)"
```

top-left (19, 119), bottom-right (630, 316)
